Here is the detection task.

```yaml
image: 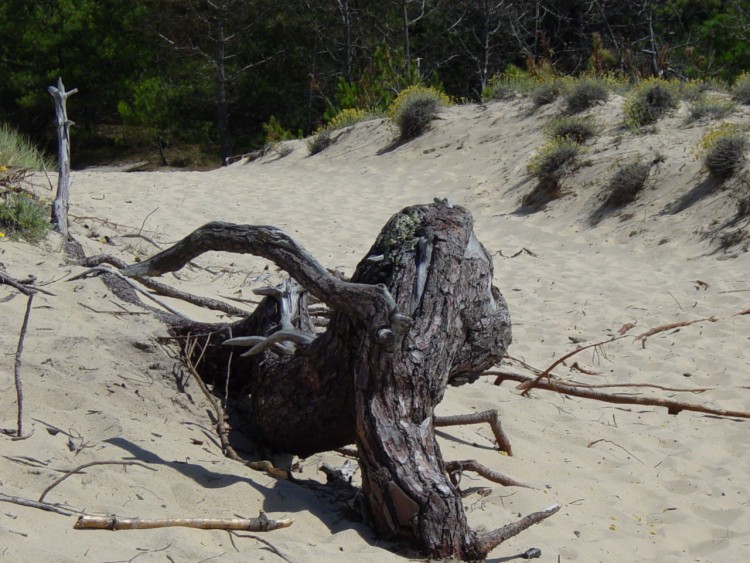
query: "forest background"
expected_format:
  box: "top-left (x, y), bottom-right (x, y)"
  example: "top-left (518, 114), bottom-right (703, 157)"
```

top-left (1, 0), bottom-right (749, 168)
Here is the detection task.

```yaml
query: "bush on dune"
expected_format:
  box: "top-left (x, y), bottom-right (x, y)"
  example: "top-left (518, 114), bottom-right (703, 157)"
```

top-left (388, 85), bottom-right (451, 141)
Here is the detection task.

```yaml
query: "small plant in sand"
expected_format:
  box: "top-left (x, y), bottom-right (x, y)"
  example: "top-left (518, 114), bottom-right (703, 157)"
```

top-left (326, 108), bottom-right (376, 131)
top-left (686, 96), bottom-right (736, 123)
top-left (602, 159), bottom-right (656, 207)
top-left (527, 138), bottom-right (582, 180)
top-left (306, 129), bottom-right (333, 156)
top-left (563, 77), bottom-right (609, 114)
top-left (388, 85), bottom-right (451, 141)
top-left (731, 72), bottom-right (750, 105)
top-left (696, 123), bottom-right (748, 179)
top-left (530, 80), bottom-right (563, 107)
top-left (0, 122), bottom-right (54, 171)
top-left (623, 78), bottom-right (679, 129)
top-left (545, 115), bottom-right (599, 144)
top-left (0, 192), bottom-right (52, 243)
top-left (482, 65), bottom-right (537, 101)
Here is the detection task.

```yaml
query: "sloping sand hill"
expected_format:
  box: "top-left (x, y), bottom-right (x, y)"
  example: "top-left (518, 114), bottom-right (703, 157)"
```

top-left (1, 96), bottom-right (748, 562)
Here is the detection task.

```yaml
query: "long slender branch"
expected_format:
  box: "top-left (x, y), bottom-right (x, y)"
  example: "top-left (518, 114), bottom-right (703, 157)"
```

top-left (0, 493), bottom-right (77, 516)
top-left (477, 504), bottom-right (561, 555)
top-left (489, 371), bottom-right (750, 419)
top-left (38, 461), bottom-right (156, 503)
top-left (13, 294), bottom-right (34, 437)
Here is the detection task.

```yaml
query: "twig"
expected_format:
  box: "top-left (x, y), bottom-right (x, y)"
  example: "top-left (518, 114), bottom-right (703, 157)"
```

top-left (490, 370), bottom-right (750, 419)
top-left (0, 269), bottom-right (56, 296)
top-left (77, 255), bottom-right (249, 317)
top-left (634, 316), bottom-right (719, 344)
top-left (38, 461), bottom-right (157, 503)
top-left (237, 533), bottom-right (294, 563)
top-left (0, 493), bottom-right (77, 516)
top-left (588, 438), bottom-right (644, 464)
top-left (68, 265), bottom-right (191, 320)
top-left (445, 459), bottom-right (532, 489)
top-left (434, 410), bottom-right (513, 455)
top-left (13, 294), bottom-right (34, 438)
top-left (516, 336), bottom-right (627, 395)
top-left (74, 512), bottom-right (293, 531)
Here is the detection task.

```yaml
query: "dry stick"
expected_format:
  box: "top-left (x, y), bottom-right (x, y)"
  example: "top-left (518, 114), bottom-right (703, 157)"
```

top-left (444, 459), bottom-right (532, 489)
top-left (489, 370), bottom-right (750, 419)
top-left (237, 533), bottom-right (294, 563)
top-left (0, 493), bottom-right (77, 516)
top-left (38, 461), bottom-right (156, 503)
top-left (434, 410), bottom-right (513, 455)
top-left (477, 504), bottom-right (561, 554)
top-left (634, 316), bottom-right (719, 343)
top-left (74, 513), bottom-right (293, 532)
top-left (78, 255), bottom-right (249, 317)
top-left (0, 269), bottom-right (55, 296)
top-left (13, 294), bottom-right (34, 438)
top-left (516, 336), bottom-right (627, 395)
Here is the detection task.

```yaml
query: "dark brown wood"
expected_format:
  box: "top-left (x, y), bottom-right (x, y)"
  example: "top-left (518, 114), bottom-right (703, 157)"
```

top-left (122, 203), bottom-right (557, 559)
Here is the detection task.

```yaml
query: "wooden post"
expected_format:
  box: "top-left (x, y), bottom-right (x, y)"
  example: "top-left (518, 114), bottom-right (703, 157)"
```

top-left (48, 77), bottom-right (77, 238)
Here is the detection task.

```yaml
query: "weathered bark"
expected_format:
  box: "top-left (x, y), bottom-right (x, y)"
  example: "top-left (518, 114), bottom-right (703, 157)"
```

top-left (122, 203), bottom-right (556, 559)
top-left (48, 77), bottom-right (77, 238)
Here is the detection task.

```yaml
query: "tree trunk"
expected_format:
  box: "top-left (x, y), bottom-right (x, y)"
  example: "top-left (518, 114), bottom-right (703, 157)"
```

top-left (122, 202), bottom-right (558, 559)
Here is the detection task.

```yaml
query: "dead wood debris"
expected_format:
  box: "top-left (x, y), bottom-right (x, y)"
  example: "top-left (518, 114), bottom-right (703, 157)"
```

top-left (74, 512), bottom-right (293, 532)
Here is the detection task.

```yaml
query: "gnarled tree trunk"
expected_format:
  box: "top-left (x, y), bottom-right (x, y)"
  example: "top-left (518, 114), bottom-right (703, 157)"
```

top-left (122, 202), bottom-right (558, 559)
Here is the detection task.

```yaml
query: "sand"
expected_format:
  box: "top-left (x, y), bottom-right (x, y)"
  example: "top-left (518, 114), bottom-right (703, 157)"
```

top-left (1, 96), bottom-right (749, 562)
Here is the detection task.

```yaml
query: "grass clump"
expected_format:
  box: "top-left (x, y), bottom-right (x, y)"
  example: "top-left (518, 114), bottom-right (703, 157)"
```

top-left (483, 65), bottom-right (537, 101)
top-left (326, 108), bottom-right (375, 131)
top-left (731, 72), bottom-right (750, 105)
top-left (602, 160), bottom-right (654, 207)
top-left (623, 78), bottom-right (679, 129)
top-left (0, 192), bottom-right (52, 243)
top-left (696, 123), bottom-right (748, 179)
top-left (527, 138), bottom-right (582, 179)
top-left (686, 96), bottom-right (736, 123)
top-left (564, 78), bottom-right (609, 114)
top-left (306, 129), bottom-right (333, 155)
top-left (546, 115), bottom-right (599, 144)
top-left (388, 85), bottom-right (451, 141)
top-left (531, 81), bottom-right (563, 107)
top-left (0, 123), bottom-right (54, 171)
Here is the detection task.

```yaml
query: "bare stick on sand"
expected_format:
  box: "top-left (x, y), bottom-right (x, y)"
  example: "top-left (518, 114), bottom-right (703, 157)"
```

top-left (74, 512), bottom-right (293, 532)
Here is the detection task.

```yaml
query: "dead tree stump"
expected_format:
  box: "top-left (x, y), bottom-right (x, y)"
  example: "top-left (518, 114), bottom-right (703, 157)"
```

top-left (122, 202), bottom-right (557, 559)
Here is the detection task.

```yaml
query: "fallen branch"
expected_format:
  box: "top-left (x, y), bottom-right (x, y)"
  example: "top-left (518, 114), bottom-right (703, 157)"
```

top-left (0, 493), bottom-right (78, 516)
top-left (490, 370), bottom-right (750, 419)
top-left (0, 269), bottom-right (56, 296)
top-left (634, 316), bottom-right (719, 344)
top-left (434, 410), bottom-right (513, 455)
top-left (13, 294), bottom-right (34, 438)
top-left (445, 459), bottom-right (532, 489)
top-left (39, 461), bottom-right (157, 503)
top-left (74, 512), bottom-right (293, 531)
top-left (476, 504), bottom-right (561, 554)
top-left (78, 255), bottom-right (249, 317)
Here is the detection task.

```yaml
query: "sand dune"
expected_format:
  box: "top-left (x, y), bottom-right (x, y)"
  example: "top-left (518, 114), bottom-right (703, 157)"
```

top-left (1, 96), bottom-right (749, 562)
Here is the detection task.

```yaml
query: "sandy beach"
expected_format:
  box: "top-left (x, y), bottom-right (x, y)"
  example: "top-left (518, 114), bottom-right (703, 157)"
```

top-left (1, 96), bottom-right (749, 562)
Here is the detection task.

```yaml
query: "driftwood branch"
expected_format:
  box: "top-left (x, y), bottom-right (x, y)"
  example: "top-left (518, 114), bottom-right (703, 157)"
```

top-left (118, 222), bottom-right (406, 339)
top-left (77, 255), bottom-right (249, 317)
top-left (490, 371), bottom-right (750, 419)
top-left (48, 77), bottom-right (77, 238)
top-left (13, 294), bottom-right (34, 438)
top-left (445, 459), bottom-right (532, 488)
top-left (74, 512), bottom-right (293, 531)
top-left (476, 504), bottom-right (561, 554)
top-left (0, 269), bottom-right (56, 296)
top-left (0, 493), bottom-right (78, 516)
top-left (434, 410), bottom-right (513, 455)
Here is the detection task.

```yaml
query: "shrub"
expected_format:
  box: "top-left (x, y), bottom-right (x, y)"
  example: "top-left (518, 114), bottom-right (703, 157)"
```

top-left (388, 85), bottom-right (451, 140)
top-left (482, 65), bottom-right (537, 101)
top-left (697, 123), bottom-right (748, 179)
top-left (326, 108), bottom-right (376, 131)
top-left (623, 79), bottom-right (678, 128)
top-left (564, 78), bottom-right (609, 114)
top-left (0, 192), bottom-right (52, 243)
top-left (545, 115), bottom-right (599, 144)
top-left (306, 129), bottom-right (333, 156)
top-left (0, 123), bottom-right (54, 171)
top-left (686, 96), bottom-right (736, 123)
top-left (527, 138), bottom-right (581, 179)
top-left (603, 160), bottom-right (653, 207)
top-left (531, 81), bottom-right (562, 107)
top-left (731, 72), bottom-right (750, 105)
